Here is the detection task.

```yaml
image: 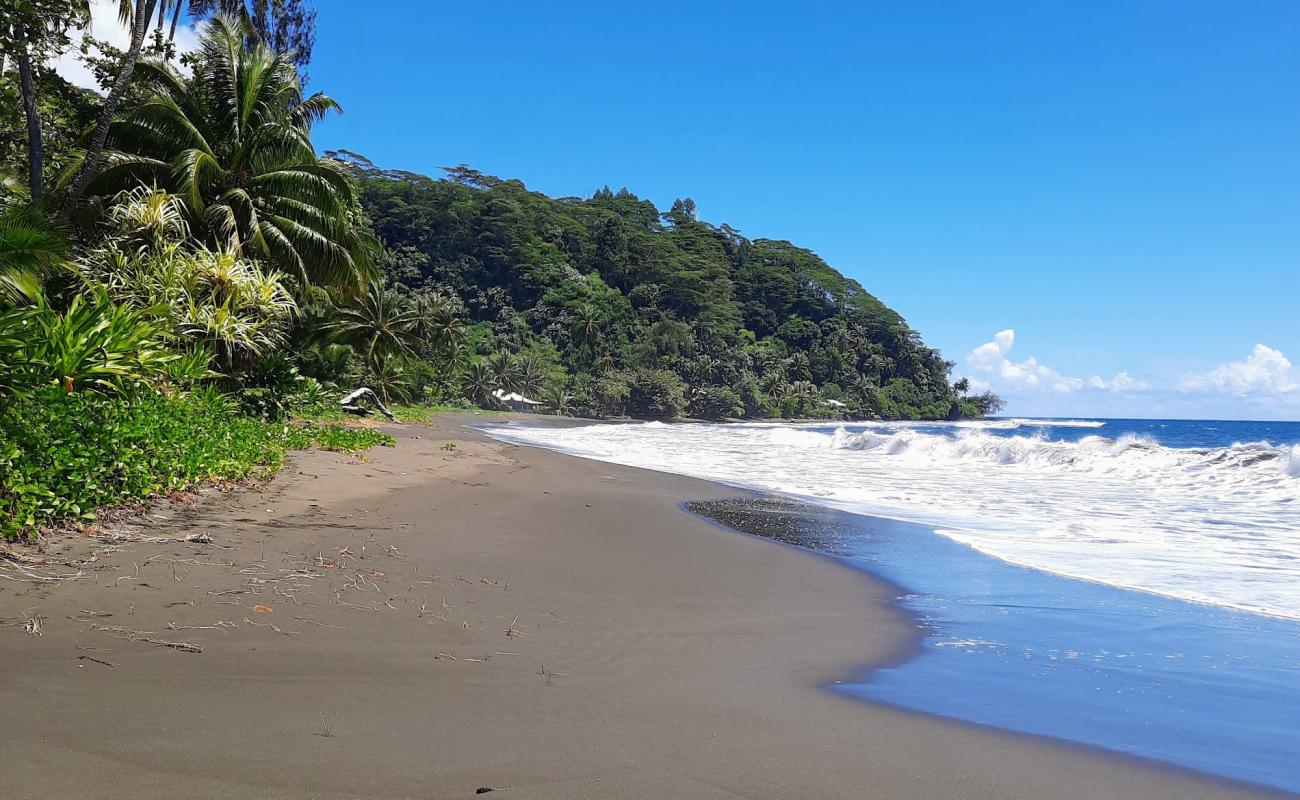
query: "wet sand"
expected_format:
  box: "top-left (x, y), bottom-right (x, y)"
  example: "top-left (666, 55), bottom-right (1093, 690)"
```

top-left (0, 415), bottom-right (1287, 799)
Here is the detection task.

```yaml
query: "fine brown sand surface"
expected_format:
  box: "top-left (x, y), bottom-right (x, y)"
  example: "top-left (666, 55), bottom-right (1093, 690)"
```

top-left (1, 415), bottom-right (1288, 800)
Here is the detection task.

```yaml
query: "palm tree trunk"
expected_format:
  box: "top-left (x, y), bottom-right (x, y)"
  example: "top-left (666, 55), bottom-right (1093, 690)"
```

top-left (67, 0), bottom-right (158, 204)
top-left (16, 45), bottom-right (42, 204)
top-left (168, 0), bottom-right (183, 40)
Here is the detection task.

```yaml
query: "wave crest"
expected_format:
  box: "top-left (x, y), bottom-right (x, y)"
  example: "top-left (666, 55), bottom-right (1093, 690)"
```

top-left (771, 426), bottom-right (1295, 479)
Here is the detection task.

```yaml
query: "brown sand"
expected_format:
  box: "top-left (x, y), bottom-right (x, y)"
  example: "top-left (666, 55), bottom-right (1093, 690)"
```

top-left (0, 415), bottom-right (1287, 799)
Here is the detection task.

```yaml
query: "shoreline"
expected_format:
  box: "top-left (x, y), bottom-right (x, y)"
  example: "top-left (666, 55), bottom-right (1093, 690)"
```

top-left (1, 414), bottom-right (1287, 799)
top-left (680, 495), bottom-right (1296, 797)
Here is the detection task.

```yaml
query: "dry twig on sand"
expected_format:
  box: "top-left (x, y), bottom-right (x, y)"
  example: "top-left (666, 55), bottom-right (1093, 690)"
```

top-left (295, 617), bottom-right (343, 629)
top-left (95, 531), bottom-right (215, 545)
top-left (88, 623), bottom-right (203, 653)
top-left (243, 617), bottom-right (297, 637)
top-left (0, 545), bottom-right (87, 584)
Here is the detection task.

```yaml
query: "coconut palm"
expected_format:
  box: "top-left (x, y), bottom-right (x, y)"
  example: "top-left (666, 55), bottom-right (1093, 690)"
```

top-left (571, 303), bottom-right (601, 344)
top-left (0, 204), bottom-right (72, 304)
top-left (66, 0), bottom-right (159, 203)
top-left (322, 280), bottom-right (421, 395)
top-left (515, 354), bottom-right (549, 396)
top-left (485, 351), bottom-right (519, 394)
top-left (460, 361), bottom-right (495, 407)
top-left (413, 292), bottom-right (465, 356)
top-left (543, 386), bottom-right (574, 416)
top-left (72, 13), bottom-right (373, 291)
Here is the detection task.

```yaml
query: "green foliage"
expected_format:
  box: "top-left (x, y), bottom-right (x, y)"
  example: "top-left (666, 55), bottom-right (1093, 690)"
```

top-left (689, 385), bottom-right (744, 420)
top-left (0, 387), bottom-right (391, 539)
top-left (82, 188), bottom-right (299, 368)
top-left (0, 286), bottom-right (176, 397)
top-left (335, 153), bottom-right (991, 421)
top-left (0, 203), bottom-right (72, 304)
top-left (74, 14), bottom-right (374, 291)
top-left (234, 352), bottom-right (302, 420)
top-left (591, 371), bottom-right (631, 417)
top-left (622, 369), bottom-right (687, 420)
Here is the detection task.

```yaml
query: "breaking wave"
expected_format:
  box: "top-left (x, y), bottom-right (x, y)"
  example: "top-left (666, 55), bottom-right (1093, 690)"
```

top-left (485, 419), bottom-right (1300, 620)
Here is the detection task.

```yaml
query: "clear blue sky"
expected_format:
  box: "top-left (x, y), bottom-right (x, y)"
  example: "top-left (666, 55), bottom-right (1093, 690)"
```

top-left (303, 0), bottom-right (1300, 419)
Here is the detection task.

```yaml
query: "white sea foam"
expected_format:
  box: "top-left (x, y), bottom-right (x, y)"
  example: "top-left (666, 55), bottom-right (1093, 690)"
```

top-left (1009, 418), bottom-right (1106, 428)
top-left (484, 420), bottom-right (1300, 620)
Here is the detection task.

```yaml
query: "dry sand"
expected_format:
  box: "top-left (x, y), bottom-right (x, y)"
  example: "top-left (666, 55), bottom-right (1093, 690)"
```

top-left (0, 415), bottom-right (1287, 799)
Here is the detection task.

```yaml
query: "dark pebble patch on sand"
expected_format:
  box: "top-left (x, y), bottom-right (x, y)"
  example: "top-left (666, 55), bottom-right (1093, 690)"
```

top-left (685, 498), bottom-right (860, 556)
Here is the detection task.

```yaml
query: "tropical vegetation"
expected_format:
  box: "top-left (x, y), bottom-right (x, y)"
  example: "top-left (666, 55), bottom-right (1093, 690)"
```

top-left (0, 4), bottom-right (999, 537)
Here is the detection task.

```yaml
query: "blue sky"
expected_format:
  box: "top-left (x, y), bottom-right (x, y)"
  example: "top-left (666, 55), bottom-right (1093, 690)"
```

top-left (62, 2), bottom-right (1300, 419)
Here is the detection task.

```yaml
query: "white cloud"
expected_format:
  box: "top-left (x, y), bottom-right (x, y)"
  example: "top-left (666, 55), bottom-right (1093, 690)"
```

top-left (1178, 344), bottom-right (1298, 396)
top-left (966, 329), bottom-right (1084, 394)
top-left (52, 0), bottom-right (200, 92)
top-left (960, 331), bottom-right (1299, 419)
top-left (1088, 371), bottom-right (1150, 392)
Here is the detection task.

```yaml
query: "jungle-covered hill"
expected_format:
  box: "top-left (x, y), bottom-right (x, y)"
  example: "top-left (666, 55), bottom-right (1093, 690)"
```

top-left (333, 150), bottom-right (999, 420)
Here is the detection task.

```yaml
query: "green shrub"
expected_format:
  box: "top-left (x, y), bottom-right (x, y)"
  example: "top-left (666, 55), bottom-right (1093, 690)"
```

top-left (234, 353), bottom-right (304, 420)
top-left (733, 372), bottom-right (770, 419)
top-left (625, 369), bottom-right (687, 419)
top-left (0, 388), bottom-right (392, 539)
top-left (592, 371), bottom-right (631, 417)
top-left (689, 385), bottom-right (743, 420)
top-left (0, 287), bottom-right (176, 397)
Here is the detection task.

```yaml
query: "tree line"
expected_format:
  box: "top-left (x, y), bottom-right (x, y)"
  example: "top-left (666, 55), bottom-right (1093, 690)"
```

top-left (1, 0), bottom-right (1002, 426)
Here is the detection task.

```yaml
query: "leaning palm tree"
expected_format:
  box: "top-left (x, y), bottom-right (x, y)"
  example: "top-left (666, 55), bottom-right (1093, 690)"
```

top-left (71, 13), bottom-right (373, 292)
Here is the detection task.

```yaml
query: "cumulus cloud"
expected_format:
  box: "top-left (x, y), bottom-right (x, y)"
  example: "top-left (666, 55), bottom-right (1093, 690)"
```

top-left (966, 329), bottom-right (1084, 394)
top-left (1178, 344), bottom-right (1298, 395)
top-left (1088, 371), bottom-right (1150, 392)
top-left (961, 331), bottom-right (1297, 418)
top-left (52, 0), bottom-right (200, 92)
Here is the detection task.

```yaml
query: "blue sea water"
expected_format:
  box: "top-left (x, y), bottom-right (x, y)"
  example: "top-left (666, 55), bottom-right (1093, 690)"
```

top-left (949, 416), bottom-right (1300, 449)
top-left (824, 507), bottom-right (1300, 794)
top-left (483, 417), bottom-right (1300, 793)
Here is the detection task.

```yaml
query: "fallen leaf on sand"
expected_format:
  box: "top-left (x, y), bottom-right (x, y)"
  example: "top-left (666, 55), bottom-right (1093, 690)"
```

top-left (251, 605), bottom-right (273, 613)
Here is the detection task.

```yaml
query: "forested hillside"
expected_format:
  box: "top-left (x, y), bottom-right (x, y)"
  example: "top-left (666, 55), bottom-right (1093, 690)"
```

top-left (335, 151), bottom-right (999, 420)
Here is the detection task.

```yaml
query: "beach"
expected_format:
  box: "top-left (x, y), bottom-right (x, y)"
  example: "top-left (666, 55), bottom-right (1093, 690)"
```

top-left (0, 415), bottom-right (1285, 800)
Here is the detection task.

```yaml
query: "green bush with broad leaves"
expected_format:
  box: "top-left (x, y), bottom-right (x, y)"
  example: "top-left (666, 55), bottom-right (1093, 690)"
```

top-left (0, 388), bottom-right (392, 539)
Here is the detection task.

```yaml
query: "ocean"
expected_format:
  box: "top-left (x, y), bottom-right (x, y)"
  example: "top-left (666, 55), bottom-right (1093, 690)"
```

top-left (482, 417), bottom-right (1300, 793)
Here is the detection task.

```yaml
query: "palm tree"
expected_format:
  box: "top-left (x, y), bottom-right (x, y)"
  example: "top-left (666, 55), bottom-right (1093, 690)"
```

top-left (68, 1), bottom-right (175, 203)
top-left (593, 350), bottom-right (615, 375)
top-left (414, 293), bottom-right (465, 357)
top-left (543, 386), bottom-right (574, 416)
top-left (485, 351), bottom-right (519, 394)
top-left (461, 361), bottom-right (495, 407)
top-left (0, 204), bottom-right (72, 304)
top-left (73, 13), bottom-right (373, 291)
top-left (323, 280), bottom-right (421, 393)
top-left (571, 303), bottom-right (601, 344)
top-left (515, 355), bottom-right (549, 396)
